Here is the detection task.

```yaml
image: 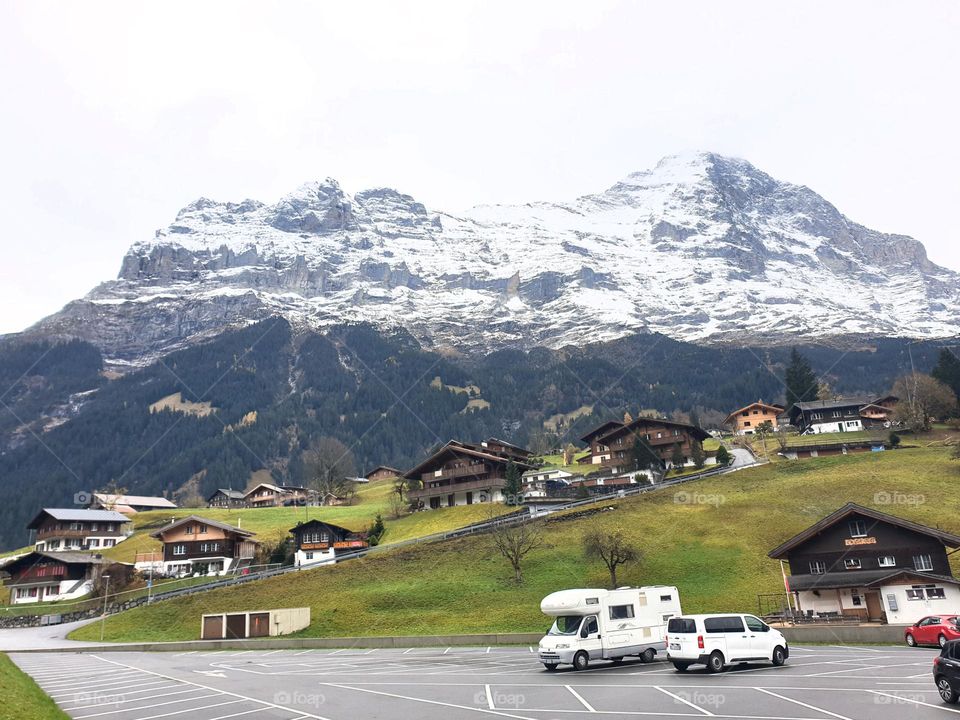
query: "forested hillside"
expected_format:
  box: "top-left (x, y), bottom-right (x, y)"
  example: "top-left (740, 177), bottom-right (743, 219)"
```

top-left (0, 319), bottom-right (939, 549)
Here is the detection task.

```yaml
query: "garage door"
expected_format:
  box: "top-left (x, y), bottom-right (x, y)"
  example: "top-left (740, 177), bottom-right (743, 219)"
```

top-left (249, 612), bottom-right (270, 637)
top-left (226, 614), bottom-right (247, 639)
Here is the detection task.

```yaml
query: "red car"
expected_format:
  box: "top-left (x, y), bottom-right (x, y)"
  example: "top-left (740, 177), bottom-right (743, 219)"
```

top-left (906, 616), bottom-right (960, 648)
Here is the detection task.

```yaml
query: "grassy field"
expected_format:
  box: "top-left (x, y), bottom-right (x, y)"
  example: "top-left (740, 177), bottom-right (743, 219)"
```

top-left (0, 653), bottom-right (68, 720)
top-left (71, 446), bottom-right (960, 643)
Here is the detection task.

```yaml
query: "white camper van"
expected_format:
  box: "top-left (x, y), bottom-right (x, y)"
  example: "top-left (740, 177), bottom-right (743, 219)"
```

top-left (538, 586), bottom-right (682, 670)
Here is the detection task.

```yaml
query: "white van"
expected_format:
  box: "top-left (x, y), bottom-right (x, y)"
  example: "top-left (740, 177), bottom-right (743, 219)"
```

top-left (538, 586), bottom-right (682, 671)
top-left (665, 614), bottom-right (788, 672)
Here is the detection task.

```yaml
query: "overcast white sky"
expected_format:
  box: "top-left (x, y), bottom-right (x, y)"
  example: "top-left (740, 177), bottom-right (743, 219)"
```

top-left (1, 1), bottom-right (958, 334)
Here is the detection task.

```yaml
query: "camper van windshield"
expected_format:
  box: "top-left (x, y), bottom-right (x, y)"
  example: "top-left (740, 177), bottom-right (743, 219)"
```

top-left (548, 616), bottom-right (582, 635)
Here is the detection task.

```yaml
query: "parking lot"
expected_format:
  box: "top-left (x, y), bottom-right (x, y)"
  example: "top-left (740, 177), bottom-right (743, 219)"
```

top-left (11, 644), bottom-right (955, 719)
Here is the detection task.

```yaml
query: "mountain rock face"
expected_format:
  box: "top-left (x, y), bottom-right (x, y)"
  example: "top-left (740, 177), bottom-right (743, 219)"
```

top-left (23, 152), bottom-right (960, 363)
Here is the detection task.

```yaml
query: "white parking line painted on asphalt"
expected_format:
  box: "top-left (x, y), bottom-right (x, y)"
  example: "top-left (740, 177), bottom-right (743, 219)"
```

top-left (868, 690), bottom-right (960, 715)
top-left (72, 693), bottom-right (223, 718)
top-left (654, 686), bottom-right (714, 716)
top-left (565, 685), bottom-right (596, 713)
top-left (753, 687), bottom-right (852, 720)
top-left (128, 698), bottom-right (246, 720)
top-left (485, 684), bottom-right (495, 709)
top-left (322, 682), bottom-right (537, 720)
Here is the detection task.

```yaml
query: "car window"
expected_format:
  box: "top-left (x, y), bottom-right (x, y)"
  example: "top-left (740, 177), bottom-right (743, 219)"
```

top-left (704, 616), bottom-right (745, 633)
top-left (667, 618), bottom-right (696, 634)
top-left (930, 618), bottom-right (941, 625)
top-left (745, 616), bottom-right (768, 632)
top-left (585, 617), bottom-right (598, 635)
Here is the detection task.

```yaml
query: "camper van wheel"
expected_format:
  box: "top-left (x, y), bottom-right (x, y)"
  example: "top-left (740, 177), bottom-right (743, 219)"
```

top-left (706, 651), bottom-right (725, 673)
top-left (672, 661), bottom-right (691, 672)
top-left (543, 663), bottom-right (558, 671)
top-left (640, 648), bottom-right (656, 663)
top-left (573, 651), bottom-right (590, 671)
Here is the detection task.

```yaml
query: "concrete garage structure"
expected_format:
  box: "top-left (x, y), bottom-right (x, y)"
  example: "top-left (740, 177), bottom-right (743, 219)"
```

top-left (770, 502), bottom-right (960, 624)
top-left (200, 607), bottom-right (310, 639)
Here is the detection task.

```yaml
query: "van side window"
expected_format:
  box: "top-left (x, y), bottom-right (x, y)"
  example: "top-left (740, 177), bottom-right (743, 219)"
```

top-left (609, 604), bottom-right (635, 620)
top-left (744, 616), bottom-right (768, 632)
top-left (667, 618), bottom-right (696, 633)
top-left (585, 617), bottom-right (599, 635)
top-left (704, 616), bottom-right (745, 633)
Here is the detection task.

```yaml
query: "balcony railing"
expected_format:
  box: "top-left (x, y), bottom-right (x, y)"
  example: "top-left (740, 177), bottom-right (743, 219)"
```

top-left (409, 476), bottom-right (505, 498)
top-left (420, 463), bottom-right (487, 483)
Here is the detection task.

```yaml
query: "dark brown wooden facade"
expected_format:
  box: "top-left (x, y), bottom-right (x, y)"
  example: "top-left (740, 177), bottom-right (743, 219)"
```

top-left (579, 417), bottom-right (709, 473)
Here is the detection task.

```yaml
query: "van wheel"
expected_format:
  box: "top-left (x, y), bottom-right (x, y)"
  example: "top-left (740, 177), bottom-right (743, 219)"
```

top-left (573, 652), bottom-right (589, 671)
top-left (772, 646), bottom-right (786, 666)
top-left (938, 676), bottom-right (959, 704)
top-left (940, 634), bottom-right (948, 649)
top-left (640, 648), bottom-right (656, 663)
top-left (673, 661), bottom-right (691, 672)
top-left (543, 663), bottom-right (558, 672)
top-left (906, 633), bottom-right (916, 647)
top-left (706, 651), bottom-right (725, 673)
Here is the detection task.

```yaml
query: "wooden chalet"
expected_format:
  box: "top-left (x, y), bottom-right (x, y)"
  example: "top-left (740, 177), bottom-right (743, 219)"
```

top-left (404, 438), bottom-right (535, 509)
top-left (206, 488), bottom-right (247, 509)
top-left (724, 400), bottom-right (785, 435)
top-left (0, 551), bottom-right (115, 605)
top-left (787, 395), bottom-right (899, 434)
top-left (769, 503), bottom-right (960, 624)
top-left (89, 493), bottom-right (177, 515)
top-left (290, 519), bottom-right (368, 567)
top-left (364, 466), bottom-right (402, 482)
top-left (139, 515), bottom-right (257, 577)
top-left (27, 508), bottom-right (131, 553)
top-left (244, 483), bottom-right (316, 508)
top-left (579, 417), bottom-right (710, 474)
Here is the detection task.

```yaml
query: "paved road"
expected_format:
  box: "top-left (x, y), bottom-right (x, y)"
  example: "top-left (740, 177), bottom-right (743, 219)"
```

top-left (0, 617), bottom-right (100, 651)
top-left (728, 447), bottom-right (758, 468)
top-left (11, 643), bottom-right (949, 719)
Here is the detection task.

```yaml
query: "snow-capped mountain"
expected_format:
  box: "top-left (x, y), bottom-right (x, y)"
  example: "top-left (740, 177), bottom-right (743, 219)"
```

top-left (23, 152), bottom-right (960, 362)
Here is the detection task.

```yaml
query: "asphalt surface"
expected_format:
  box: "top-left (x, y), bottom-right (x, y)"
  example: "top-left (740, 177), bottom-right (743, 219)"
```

top-left (10, 643), bottom-right (953, 719)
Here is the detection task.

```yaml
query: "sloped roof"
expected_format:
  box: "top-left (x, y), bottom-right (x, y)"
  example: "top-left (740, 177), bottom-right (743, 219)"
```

top-left (288, 519), bottom-right (358, 535)
top-left (0, 550), bottom-right (116, 575)
top-left (595, 416), bottom-right (711, 444)
top-left (27, 508), bottom-right (131, 529)
top-left (403, 440), bottom-right (536, 479)
top-left (723, 400), bottom-right (785, 425)
top-left (150, 515), bottom-right (256, 539)
top-left (769, 502), bottom-right (960, 559)
top-left (208, 489), bottom-right (246, 500)
top-left (580, 420), bottom-right (627, 444)
top-left (364, 465), bottom-right (402, 479)
top-left (93, 493), bottom-right (177, 509)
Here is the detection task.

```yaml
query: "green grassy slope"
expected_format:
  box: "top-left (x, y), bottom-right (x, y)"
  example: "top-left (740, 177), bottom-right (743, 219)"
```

top-left (72, 447), bottom-right (959, 642)
top-left (0, 654), bottom-right (69, 720)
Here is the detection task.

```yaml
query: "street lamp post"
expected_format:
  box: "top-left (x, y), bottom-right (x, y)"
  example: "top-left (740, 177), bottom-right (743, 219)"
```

top-left (99, 574), bottom-right (111, 642)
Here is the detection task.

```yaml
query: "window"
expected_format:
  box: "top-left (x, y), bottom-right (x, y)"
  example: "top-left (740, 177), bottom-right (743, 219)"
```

top-left (173, 544), bottom-right (187, 555)
top-left (87, 539), bottom-right (99, 547)
top-left (914, 554), bottom-right (934, 572)
top-left (609, 604), bottom-right (635, 620)
top-left (657, 432), bottom-right (662, 439)
top-left (103, 539), bottom-right (115, 547)
top-left (199, 524), bottom-right (207, 534)
top-left (844, 558), bottom-right (862, 570)
top-left (305, 552), bottom-right (313, 560)
top-left (849, 520), bottom-right (867, 538)
top-left (878, 555), bottom-right (896, 567)
top-left (744, 421), bottom-right (751, 427)
top-left (809, 561), bottom-right (827, 575)
top-left (585, 597), bottom-right (599, 605)
top-left (186, 525), bottom-right (194, 534)
top-left (832, 410), bottom-right (842, 418)
top-left (70, 522), bottom-right (82, 531)
top-left (927, 588), bottom-right (947, 600)
top-left (704, 616), bottom-right (745, 633)
top-left (811, 412), bottom-right (823, 420)
top-left (90, 523), bottom-right (98, 531)
top-left (887, 594), bottom-right (899, 611)
top-left (660, 594), bottom-right (672, 602)
top-left (584, 617), bottom-right (598, 635)
top-left (851, 594), bottom-right (863, 606)
top-left (906, 588), bottom-right (924, 600)
top-left (744, 616), bottom-right (768, 632)
top-left (667, 618), bottom-right (696, 634)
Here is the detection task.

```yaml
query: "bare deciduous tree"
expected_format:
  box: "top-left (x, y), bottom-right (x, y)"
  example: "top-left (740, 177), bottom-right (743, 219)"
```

top-left (892, 373), bottom-right (956, 432)
top-left (303, 436), bottom-right (357, 503)
top-left (583, 524), bottom-right (640, 588)
top-left (489, 511), bottom-right (544, 583)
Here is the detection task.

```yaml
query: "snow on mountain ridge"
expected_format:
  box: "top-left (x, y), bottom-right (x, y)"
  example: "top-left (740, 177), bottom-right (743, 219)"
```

top-left (22, 152), bottom-right (960, 363)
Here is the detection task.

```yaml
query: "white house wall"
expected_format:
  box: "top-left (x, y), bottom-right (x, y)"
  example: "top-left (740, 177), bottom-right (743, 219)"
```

top-left (881, 583), bottom-right (960, 624)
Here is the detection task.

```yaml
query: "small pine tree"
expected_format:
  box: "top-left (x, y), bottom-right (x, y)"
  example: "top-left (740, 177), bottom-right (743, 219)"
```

top-left (670, 444), bottom-right (685, 473)
top-left (691, 442), bottom-right (706, 469)
top-left (368, 513), bottom-right (386, 546)
top-left (503, 461), bottom-right (522, 505)
top-left (784, 348), bottom-right (819, 408)
top-left (715, 445), bottom-right (731, 466)
top-left (888, 432), bottom-right (901, 448)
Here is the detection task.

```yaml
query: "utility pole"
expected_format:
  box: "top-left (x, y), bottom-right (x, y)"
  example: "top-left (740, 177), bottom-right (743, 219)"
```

top-left (99, 574), bottom-right (111, 642)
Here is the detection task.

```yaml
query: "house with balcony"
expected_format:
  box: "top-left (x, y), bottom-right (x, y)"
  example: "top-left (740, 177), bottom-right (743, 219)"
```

top-left (579, 416), bottom-right (710, 474)
top-left (28, 509), bottom-right (132, 552)
top-left (404, 438), bottom-right (536, 509)
top-left (0, 551), bottom-right (115, 604)
top-left (290, 520), bottom-right (369, 567)
top-left (138, 515), bottom-right (257, 577)
top-left (787, 395), bottom-right (899, 434)
top-left (244, 482), bottom-right (316, 508)
top-left (724, 400), bottom-right (785, 435)
top-left (206, 488), bottom-right (247, 509)
top-left (768, 502), bottom-right (960, 624)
